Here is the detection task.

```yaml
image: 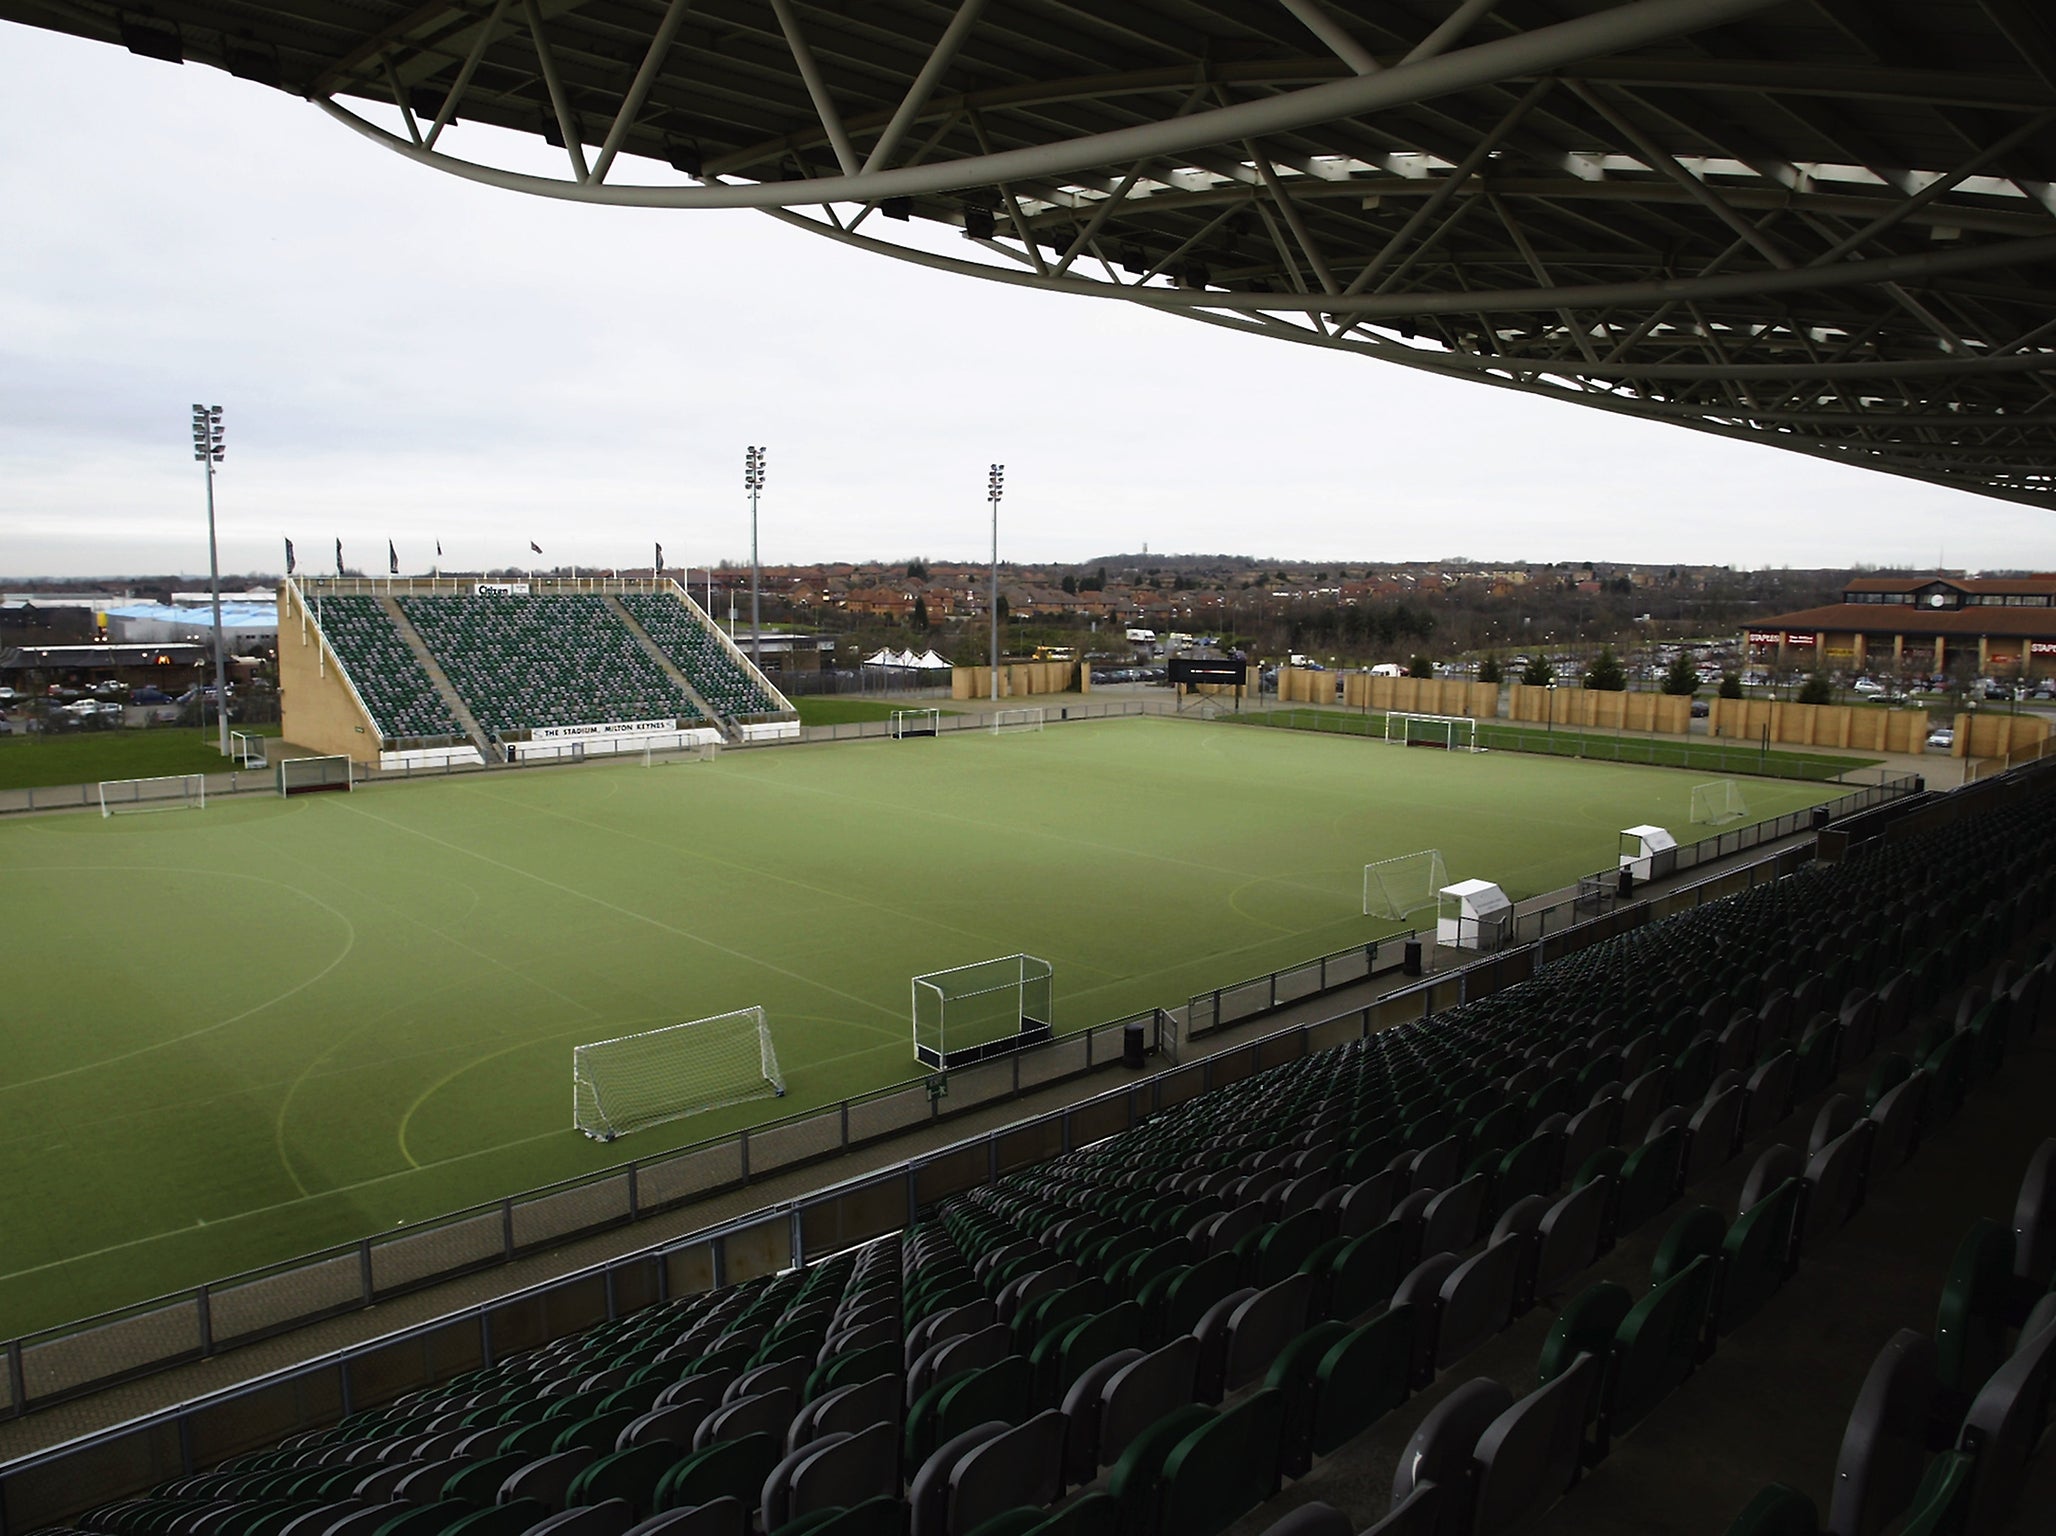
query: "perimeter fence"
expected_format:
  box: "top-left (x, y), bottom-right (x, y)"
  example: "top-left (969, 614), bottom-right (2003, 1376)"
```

top-left (0, 815), bottom-right (1857, 1527)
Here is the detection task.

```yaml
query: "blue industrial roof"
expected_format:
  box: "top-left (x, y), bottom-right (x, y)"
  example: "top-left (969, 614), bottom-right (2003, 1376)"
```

top-left (105, 601), bottom-right (277, 627)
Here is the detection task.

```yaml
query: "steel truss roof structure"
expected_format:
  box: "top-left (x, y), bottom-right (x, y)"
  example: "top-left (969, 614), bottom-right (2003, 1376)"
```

top-left (10, 0), bottom-right (2056, 507)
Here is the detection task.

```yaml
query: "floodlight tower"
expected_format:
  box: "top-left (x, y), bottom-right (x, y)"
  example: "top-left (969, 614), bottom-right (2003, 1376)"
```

top-left (744, 445), bottom-right (767, 667)
top-left (988, 464), bottom-right (1005, 701)
top-left (192, 404), bottom-right (230, 756)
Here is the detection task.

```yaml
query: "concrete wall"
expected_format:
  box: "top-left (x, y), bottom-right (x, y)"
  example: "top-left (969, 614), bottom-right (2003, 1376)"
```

top-left (1708, 697), bottom-right (1928, 754)
top-left (1507, 686), bottom-right (1692, 734)
top-left (277, 583), bottom-right (382, 765)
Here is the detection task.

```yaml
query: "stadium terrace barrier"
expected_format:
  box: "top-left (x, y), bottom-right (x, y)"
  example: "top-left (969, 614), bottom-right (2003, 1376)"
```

top-left (780, 667), bottom-right (953, 698)
top-left (0, 768), bottom-right (1905, 1436)
top-left (1183, 935), bottom-right (1417, 1041)
top-left (1234, 705), bottom-right (1903, 783)
top-left (0, 712), bottom-right (1915, 1434)
top-left (1504, 771), bottom-right (1921, 944)
top-left (1181, 772), bottom-right (1920, 1041)
top-left (0, 1004), bottom-right (1168, 1425)
top-left (0, 765), bottom-right (297, 816)
top-left (0, 806), bottom-right (1885, 1526)
top-left (0, 699), bottom-right (1184, 814)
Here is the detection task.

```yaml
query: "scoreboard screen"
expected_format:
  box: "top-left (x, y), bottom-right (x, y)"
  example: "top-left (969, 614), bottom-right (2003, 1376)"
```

top-left (1168, 656), bottom-right (1248, 686)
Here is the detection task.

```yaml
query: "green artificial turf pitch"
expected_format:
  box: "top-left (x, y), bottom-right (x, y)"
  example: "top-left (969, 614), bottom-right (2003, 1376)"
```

top-left (0, 715), bottom-right (1840, 1330)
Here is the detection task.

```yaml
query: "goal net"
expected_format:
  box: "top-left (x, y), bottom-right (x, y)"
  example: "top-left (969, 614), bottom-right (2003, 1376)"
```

top-left (1690, 780), bottom-right (1750, 826)
top-left (229, 730), bottom-right (268, 768)
top-left (991, 707), bottom-right (1045, 735)
top-left (99, 775), bottom-right (205, 817)
top-left (1364, 849), bottom-right (1450, 920)
top-left (892, 708), bottom-right (941, 739)
top-left (646, 737), bottom-right (719, 765)
top-left (913, 954), bottom-right (1054, 1069)
top-left (573, 1005), bottom-right (785, 1141)
top-left (277, 755), bottom-right (355, 796)
top-left (1385, 712), bottom-right (1478, 751)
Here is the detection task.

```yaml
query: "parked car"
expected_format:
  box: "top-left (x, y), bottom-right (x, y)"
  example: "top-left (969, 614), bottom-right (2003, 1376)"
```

top-left (131, 686), bottom-right (171, 704)
top-left (1690, 699), bottom-right (1710, 718)
top-left (1927, 725), bottom-right (1955, 749)
top-left (0, 686), bottom-right (19, 703)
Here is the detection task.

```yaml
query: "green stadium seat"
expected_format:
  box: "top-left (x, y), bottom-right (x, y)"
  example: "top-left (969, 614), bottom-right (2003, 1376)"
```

top-left (1157, 1389), bottom-right (1286, 1536)
top-left (436, 1505), bottom-right (554, 1536)
top-left (1723, 1485), bottom-right (1821, 1536)
top-left (1103, 1404), bottom-right (1213, 1536)
top-left (1605, 1255), bottom-right (1716, 1447)
top-left (1615, 1129), bottom-right (1682, 1238)
top-left (1263, 1320), bottom-right (1352, 1478)
top-left (1719, 1180), bottom-right (1802, 1333)
top-left (1309, 1305), bottom-right (1415, 1456)
top-left (653, 1431), bottom-right (781, 1514)
top-left (1934, 1219), bottom-right (2016, 1410)
top-left (565, 1441), bottom-right (691, 1516)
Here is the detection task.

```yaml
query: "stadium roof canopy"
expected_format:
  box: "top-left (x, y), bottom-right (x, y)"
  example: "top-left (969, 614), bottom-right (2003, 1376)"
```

top-left (10, 0), bottom-right (2056, 508)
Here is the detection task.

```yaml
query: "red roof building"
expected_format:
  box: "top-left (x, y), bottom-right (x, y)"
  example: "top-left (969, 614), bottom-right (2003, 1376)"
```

top-left (1747, 574), bottom-right (2056, 679)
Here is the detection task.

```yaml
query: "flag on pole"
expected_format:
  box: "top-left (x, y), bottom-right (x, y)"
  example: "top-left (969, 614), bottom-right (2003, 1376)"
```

top-left (530, 541), bottom-right (543, 554)
top-left (284, 537), bottom-right (296, 575)
top-left (436, 539), bottom-right (443, 557)
top-left (388, 540), bottom-right (399, 575)
top-left (335, 538), bottom-right (344, 575)
top-left (655, 542), bottom-right (664, 574)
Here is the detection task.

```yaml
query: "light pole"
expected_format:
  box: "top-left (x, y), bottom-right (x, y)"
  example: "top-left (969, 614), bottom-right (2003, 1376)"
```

top-left (191, 404), bottom-right (230, 756)
top-left (744, 445), bottom-right (766, 667)
top-left (988, 464), bottom-right (1005, 701)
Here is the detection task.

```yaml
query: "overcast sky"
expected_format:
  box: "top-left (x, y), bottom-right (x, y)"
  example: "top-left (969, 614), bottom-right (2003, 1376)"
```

top-left (4, 26), bottom-right (2053, 580)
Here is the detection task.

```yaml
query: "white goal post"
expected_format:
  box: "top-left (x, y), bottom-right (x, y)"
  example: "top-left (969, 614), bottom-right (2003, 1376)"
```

top-left (99, 775), bottom-right (205, 817)
top-left (1384, 712), bottom-right (1479, 751)
top-left (645, 737), bottom-right (719, 766)
top-left (1364, 849), bottom-right (1450, 920)
top-left (228, 730), bottom-right (268, 768)
top-left (1690, 780), bottom-right (1750, 825)
top-left (892, 708), bottom-right (941, 739)
top-left (991, 707), bottom-right (1045, 735)
top-left (573, 1005), bottom-right (785, 1141)
top-left (277, 755), bottom-right (355, 796)
top-left (913, 953), bottom-right (1055, 1070)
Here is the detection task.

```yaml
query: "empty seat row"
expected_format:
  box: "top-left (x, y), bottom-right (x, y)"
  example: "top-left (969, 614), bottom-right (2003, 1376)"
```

top-left (618, 594), bottom-right (783, 720)
top-left (315, 594), bottom-right (466, 741)
top-left (398, 594), bottom-right (702, 737)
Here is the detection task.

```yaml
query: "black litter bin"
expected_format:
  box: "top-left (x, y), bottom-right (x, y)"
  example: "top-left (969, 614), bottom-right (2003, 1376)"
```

top-left (1618, 868), bottom-right (1635, 898)
top-left (1812, 806), bottom-right (1831, 831)
top-left (1122, 1021), bottom-right (1146, 1069)
top-left (1403, 939), bottom-right (1424, 977)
